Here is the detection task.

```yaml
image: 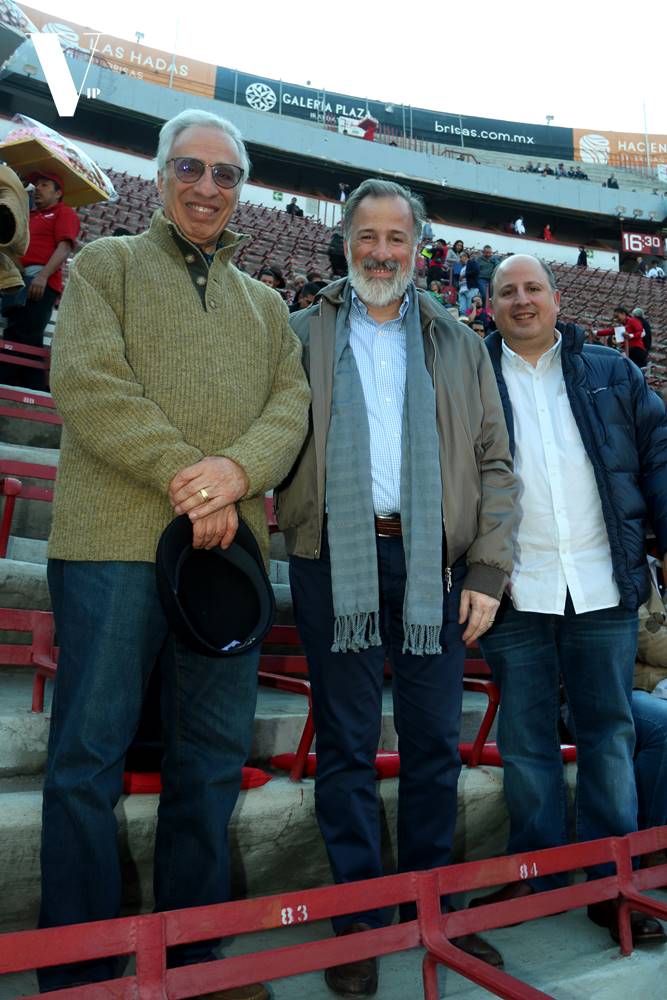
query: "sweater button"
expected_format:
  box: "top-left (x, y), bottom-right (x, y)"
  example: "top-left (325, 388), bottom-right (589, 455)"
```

top-left (196, 276), bottom-right (206, 286)
top-left (185, 254), bottom-right (195, 264)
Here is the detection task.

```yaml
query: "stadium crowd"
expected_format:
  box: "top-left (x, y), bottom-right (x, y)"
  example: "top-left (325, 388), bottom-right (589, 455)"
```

top-left (1, 106), bottom-right (667, 1000)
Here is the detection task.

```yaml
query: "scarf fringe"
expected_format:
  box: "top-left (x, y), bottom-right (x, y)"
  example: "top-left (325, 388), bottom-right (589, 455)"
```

top-left (331, 611), bottom-right (382, 653)
top-left (402, 623), bottom-right (442, 657)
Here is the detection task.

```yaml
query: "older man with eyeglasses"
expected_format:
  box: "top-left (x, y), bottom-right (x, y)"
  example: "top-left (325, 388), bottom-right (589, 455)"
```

top-left (37, 109), bottom-right (310, 998)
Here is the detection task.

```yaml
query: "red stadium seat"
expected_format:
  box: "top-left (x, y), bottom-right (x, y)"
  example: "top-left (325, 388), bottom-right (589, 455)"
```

top-left (0, 387), bottom-right (62, 428)
top-left (0, 607), bottom-right (57, 712)
top-left (261, 624), bottom-right (501, 780)
top-left (0, 460), bottom-right (57, 559)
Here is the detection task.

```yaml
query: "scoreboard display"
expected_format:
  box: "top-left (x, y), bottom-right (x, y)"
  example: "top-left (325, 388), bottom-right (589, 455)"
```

top-left (621, 231), bottom-right (666, 257)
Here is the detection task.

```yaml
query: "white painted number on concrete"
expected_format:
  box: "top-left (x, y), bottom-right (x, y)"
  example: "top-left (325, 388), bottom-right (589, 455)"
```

top-left (280, 904), bottom-right (309, 925)
top-left (518, 863), bottom-right (539, 879)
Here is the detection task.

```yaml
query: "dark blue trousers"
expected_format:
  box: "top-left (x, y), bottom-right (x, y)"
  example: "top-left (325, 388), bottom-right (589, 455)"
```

top-left (39, 560), bottom-right (260, 991)
top-left (289, 533), bottom-right (466, 930)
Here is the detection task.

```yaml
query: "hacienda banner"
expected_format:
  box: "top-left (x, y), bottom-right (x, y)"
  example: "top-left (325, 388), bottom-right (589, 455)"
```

top-left (574, 127), bottom-right (667, 169)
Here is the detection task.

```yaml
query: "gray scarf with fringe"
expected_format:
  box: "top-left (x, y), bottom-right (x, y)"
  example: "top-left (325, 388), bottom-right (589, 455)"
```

top-left (325, 282), bottom-right (444, 655)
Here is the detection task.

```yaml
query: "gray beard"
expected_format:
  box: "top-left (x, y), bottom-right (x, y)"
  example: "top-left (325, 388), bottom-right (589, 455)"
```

top-left (348, 259), bottom-right (412, 308)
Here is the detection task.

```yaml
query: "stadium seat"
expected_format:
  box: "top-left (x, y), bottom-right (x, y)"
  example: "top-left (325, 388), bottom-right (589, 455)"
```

top-left (0, 607), bottom-right (57, 712)
top-left (262, 624), bottom-right (501, 779)
top-left (0, 387), bottom-right (61, 429)
top-left (0, 459), bottom-right (57, 559)
top-left (0, 340), bottom-right (51, 384)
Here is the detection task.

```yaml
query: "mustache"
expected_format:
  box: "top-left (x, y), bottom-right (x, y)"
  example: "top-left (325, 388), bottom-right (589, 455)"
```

top-left (359, 258), bottom-right (400, 275)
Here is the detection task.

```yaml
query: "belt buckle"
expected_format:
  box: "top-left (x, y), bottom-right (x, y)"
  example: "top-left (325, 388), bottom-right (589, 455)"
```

top-left (375, 513), bottom-right (400, 538)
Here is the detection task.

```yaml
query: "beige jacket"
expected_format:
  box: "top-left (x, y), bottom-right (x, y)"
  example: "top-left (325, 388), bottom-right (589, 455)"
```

top-left (276, 280), bottom-right (517, 600)
top-left (0, 165), bottom-right (29, 293)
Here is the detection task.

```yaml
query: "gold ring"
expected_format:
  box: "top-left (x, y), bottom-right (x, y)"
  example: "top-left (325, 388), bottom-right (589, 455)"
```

top-left (199, 488), bottom-right (209, 502)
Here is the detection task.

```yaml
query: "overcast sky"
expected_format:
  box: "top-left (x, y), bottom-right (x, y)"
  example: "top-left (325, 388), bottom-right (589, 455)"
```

top-left (23, 0), bottom-right (667, 136)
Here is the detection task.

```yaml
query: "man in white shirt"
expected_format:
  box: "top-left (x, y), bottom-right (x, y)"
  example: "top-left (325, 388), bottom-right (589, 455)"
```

top-left (473, 254), bottom-right (667, 946)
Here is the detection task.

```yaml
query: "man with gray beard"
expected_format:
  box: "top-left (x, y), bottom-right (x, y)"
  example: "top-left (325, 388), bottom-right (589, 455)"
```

top-left (276, 179), bottom-right (516, 996)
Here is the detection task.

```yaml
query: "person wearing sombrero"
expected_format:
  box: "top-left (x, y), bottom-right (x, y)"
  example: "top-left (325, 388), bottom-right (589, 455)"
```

top-left (1, 169), bottom-right (79, 389)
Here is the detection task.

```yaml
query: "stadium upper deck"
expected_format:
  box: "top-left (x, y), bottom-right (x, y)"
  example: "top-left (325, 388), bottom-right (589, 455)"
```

top-left (0, 1), bottom-right (666, 257)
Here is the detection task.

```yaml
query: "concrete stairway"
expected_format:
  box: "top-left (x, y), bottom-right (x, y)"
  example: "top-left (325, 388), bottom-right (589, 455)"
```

top-left (0, 666), bottom-right (506, 931)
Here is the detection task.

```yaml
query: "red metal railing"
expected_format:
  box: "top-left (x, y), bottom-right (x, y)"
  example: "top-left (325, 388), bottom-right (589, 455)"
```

top-left (1, 827), bottom-right (665, 999)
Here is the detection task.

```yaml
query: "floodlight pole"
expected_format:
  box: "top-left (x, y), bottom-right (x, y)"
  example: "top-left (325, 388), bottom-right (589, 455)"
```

top-left (643, 101), bottom-right (651, 171)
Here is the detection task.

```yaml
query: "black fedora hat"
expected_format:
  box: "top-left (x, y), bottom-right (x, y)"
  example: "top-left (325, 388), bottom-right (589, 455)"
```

top-left (156, 514), bottom-right (275, 657)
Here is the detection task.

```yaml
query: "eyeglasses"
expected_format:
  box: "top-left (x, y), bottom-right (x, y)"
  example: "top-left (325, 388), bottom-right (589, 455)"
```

top-left (167, 157), bottom-right (244, 189)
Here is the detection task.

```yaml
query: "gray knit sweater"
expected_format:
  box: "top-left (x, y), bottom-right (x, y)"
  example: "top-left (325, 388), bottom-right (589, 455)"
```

top-left (48, 210), bottom-right (310, 564)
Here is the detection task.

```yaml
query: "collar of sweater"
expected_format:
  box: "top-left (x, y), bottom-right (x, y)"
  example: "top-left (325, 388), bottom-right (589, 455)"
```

top-left (147, 208), bottom-right (247, 266)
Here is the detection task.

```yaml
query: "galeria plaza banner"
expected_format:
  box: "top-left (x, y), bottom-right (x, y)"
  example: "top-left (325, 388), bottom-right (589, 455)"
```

top-left (18, 4), bottom-right (216, 98)
top-left (214, 67), bottom-right (575, 161)
top-left (574, 128), bottom-right (667, 170)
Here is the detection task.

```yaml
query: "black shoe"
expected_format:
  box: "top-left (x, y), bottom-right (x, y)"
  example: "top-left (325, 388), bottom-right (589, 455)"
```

top-left (587, 900), bottom-right (667, 946)
top-left (324, 922), bottom-right (379, 997)
top-left (451, 931), bottom-right (504, 968)
top-left (469, 880), bottom-right (535, 909)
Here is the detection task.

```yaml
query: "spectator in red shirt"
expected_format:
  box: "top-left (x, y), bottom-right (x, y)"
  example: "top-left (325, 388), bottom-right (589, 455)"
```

top-left (2, 170), bottom-right (79, 388)
top-left (595, 306), bottom-right (647, 368)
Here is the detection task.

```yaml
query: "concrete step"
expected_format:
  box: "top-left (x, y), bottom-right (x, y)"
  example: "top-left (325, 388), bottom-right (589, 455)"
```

top-left (0, 385), bottom-right (61, 450)
top-left (0, 671), bottom-right (496, 778)
top-left (4, 538), bottom-right (47, 566)
top-left (0, 555), bottom-right (294, 617)
top-left (0, 758), bottom-right (517, 934)
top-left (0, 558), bottom-right (50, 611)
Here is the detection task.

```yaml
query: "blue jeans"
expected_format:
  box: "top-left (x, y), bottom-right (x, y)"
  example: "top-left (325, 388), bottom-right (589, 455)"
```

top-left (289, 534), bottom-right (466, 930)
top-left (480, 594), bottom-right (638, 890)
top-left (458, 287), bottom-right (480, 315)
top-left (477, 278), bottom-right (490, 305)
top-left (633, 690), bottom-right (667, 830)
top-left (39, 560), bottom-right (260, 991)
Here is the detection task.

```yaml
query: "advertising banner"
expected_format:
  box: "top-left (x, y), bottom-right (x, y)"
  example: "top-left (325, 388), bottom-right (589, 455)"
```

top-left (574, 127), bottom-right (667, 169)
top-left (18, 4), bottom-right (216, 98)
top-left (214, 67), bottom-right (575, 160)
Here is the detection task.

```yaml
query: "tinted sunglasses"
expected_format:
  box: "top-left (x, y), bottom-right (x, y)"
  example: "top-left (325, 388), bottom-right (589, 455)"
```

top-left (167, 157), bottom-right (244, 189)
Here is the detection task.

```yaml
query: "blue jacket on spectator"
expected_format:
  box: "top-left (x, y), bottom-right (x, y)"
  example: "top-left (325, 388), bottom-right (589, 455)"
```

top-left (459, 257), bottom-right (479, 290)
top-left (485, 323), bottom-right (667, 612)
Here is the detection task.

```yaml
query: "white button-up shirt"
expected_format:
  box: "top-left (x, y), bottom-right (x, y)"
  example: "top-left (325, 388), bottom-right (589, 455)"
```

top-left (501, 333), bottom-right (620, 614)
top-left (349, 290), bottom-right (409, 515)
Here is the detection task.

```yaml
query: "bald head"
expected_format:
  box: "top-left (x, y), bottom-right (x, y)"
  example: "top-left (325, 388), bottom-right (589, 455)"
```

top-left (490, 255), bottom-right (557, 299)
top-left (490, 255), bottom-right (561, 361)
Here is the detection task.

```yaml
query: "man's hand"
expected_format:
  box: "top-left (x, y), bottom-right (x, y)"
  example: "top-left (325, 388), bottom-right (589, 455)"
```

top-left (169, 457), bottom-right (249, 519)
top-left (191, 504), bottom-right (239, 550)
top-left (459, 589), bottom-right (500, 646)
top-left (27, 271), bottom-right (48, 301)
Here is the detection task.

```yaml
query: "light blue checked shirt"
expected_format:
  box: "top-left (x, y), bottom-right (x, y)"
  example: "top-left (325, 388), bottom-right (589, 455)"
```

top-left (349, 289), bottom-right (410, 515)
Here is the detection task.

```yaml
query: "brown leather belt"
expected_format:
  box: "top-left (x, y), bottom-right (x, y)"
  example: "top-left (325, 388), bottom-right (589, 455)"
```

top-left (374, 514), bottom-right (402, 538)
